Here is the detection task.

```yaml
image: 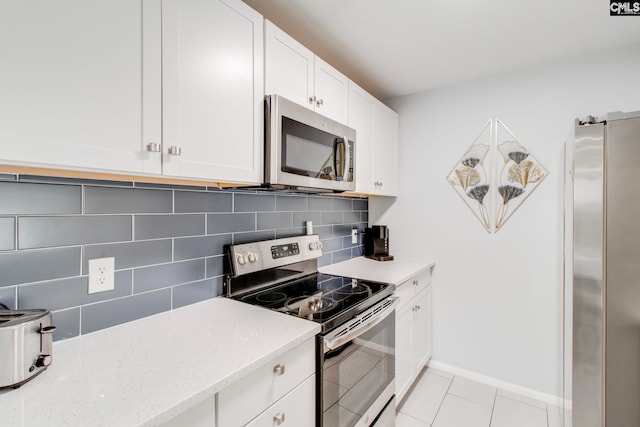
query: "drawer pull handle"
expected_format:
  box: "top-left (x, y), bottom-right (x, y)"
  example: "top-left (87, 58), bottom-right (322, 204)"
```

top-left (168, 146), bottom-right (182, 156)
top-left (273, 364), bottom-right (285, 376)
top-left (146, 142), bottom-right (161, 152)
top-left (273, 412), bottom-right (285, 425)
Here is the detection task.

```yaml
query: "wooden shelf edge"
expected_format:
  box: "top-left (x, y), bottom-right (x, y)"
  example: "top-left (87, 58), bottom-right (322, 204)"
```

top-left (0, 164), bottom-right (255, 189)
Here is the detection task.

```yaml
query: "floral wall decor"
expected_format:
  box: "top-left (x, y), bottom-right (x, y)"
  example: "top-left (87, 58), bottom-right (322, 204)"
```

top-left (446, 118), bottom-right (548, 233)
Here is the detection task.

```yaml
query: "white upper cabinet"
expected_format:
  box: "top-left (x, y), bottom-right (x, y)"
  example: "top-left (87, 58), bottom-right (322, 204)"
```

top-left (264, 20), bottom-right (348, 124)
top-left (348, 81), bottom-right (376, 194)
top-left (162, 0), bottom-right (263, 183)
top-left (264, 21), bottom-right (314, 111)
top-left (0, 0), bottom-right (161, 175)
top-left (372, 101), bottom-right (398, 196)
top-left (0, 0), bottom-right (263, 184)
top-left (347, 81), bottom-right (398, 196)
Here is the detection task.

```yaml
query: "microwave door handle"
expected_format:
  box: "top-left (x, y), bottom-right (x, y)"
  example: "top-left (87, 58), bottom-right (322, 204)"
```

top-left (343, 137), bottom-right (351, 182)
top-left (333, 137), bottom-right (346, 180)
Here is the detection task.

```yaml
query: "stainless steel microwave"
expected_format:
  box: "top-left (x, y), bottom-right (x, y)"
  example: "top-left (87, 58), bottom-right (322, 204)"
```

top-left (265, 95), bottom-right (356, 192)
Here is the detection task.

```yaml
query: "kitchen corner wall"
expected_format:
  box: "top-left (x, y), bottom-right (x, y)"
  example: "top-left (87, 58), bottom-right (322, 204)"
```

top-left (371, 44), bottom-right (640, 399)
top-left (0, 175), bottom-right (367, 341)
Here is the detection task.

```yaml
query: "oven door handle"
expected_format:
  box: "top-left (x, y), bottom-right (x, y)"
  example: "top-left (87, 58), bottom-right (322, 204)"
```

top-left (324, 296), bottom-right (399, 352)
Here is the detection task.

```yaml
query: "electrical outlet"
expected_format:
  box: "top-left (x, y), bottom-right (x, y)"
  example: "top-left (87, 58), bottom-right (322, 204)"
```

top-left (351, 228), bottom-right (358, 244)
top-left (88, 257), bottom-right (115, 294)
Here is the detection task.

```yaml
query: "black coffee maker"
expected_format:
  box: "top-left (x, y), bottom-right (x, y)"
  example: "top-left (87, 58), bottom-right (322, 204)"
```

top-left (364, 225), bottom-right (394, 261)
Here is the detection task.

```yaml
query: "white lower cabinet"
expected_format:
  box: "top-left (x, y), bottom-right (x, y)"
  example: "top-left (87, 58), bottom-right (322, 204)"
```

top-left (395, 269), bottom-right (433, 404)
top-left (217, 337), bottom-right (315, 427)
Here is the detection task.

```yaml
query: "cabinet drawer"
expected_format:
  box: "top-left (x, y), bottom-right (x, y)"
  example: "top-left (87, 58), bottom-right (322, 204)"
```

top-left (245, 375), bottom-right (315, 427)
top-left (397, 268), bottom-right (432, 301)
top-left (218, 337), bottom-right (315, 427)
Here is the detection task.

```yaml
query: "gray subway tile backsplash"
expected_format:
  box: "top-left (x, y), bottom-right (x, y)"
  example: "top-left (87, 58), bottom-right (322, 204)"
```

top-left (172, 277), bottom-right (223, 309)
top-left (174, 234), bottom-right (230, 261)
top-left (83, 240), bottom-right (173, 273)
top-left (133, 259), bottom-right (205, 294)
top-left (81, 289), bottom-right (172, 335)
top-left (0, 247), bottom-right (80, 287)
top-left (353, 199), bottom-right (368, 211)
top-left (257, 212), bottom-right (293, 230)
top-left (292, 211), bottom-right (322, 228)
top-left (175, 191), bottom-right (232, 213)
top-left (0, 182), bottom-right (81, 215)
top-left (0, 286), bottom-right (16, 309)
top-left (18, 215), bottom-right (132, 249)
top-left (0, 177), bottom-right (367, 340)
top-left (52, 308), bottom-right (81, 341)
top-left (0, 217), bottom-right (15, 251)
top-left (332, 198), bottom-right (352, 211)
top-left (275, 195), bottom-right (308, 211)
top-left (234, 193), bottom-right (276, 212)
top-left (85, 186), bottom-right (172, 214)
top-left (232, 230), bottom-right (276, 244)
top-left (322, 211), bottom-right (343, 225)
top-left (19, 271), bottom-right (133, 311)
top-left (205, 255), bottom-right (226, 279)
top-left (207, 213), bottom-right (255, 235)
top-left (309, 196), bottom-right (333, 211)
top-left (134, 214), bottom-right (204, 240)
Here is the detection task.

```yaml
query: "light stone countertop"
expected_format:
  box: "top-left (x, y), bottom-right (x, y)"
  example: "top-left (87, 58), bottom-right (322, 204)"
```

top-left (0, 297), bottom-right (320, 427)
top-left (319, 256), bottom-right (435, 286)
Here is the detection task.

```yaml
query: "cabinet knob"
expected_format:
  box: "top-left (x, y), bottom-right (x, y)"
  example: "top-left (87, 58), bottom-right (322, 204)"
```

top-left (273, 364), bottom-right (285, 376)
top-left (309, 96), bottom-right (316, 105)
top-left (168, 146), bottom-right (182, 156)
top-left (316, 98), bottom-right (324, 107)
top-left (416, 305), bottom-right (421, 310)
top-left (413, 280), bottom-right (418, 286)
top-left (273, 412), bottom-right (286, 425)
top-left (146, 142), bottom-right (161, 153)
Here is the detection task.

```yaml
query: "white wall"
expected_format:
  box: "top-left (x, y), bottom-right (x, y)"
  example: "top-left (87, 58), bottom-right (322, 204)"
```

top-left (371, 45), bottom-right (640, 398)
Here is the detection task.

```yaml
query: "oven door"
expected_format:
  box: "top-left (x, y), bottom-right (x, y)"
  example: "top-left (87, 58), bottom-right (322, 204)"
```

top-left (318, 296), bottom-right (398, 427)
top-left (266, 95), bottom-right (356, 192)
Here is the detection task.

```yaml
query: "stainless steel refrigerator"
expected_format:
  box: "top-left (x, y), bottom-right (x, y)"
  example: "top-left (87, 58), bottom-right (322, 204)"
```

top-left (564, 111), bottom-right (640, 427)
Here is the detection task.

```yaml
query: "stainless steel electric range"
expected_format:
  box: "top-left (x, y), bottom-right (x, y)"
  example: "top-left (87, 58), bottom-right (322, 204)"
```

top-left (225, 234), bottom-right (398, 427)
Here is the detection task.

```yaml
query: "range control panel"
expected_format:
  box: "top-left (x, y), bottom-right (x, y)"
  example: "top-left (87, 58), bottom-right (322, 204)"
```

top-left (271, 243), bottom-right (300, 259)
top-left (229, 234), bottom-right (323, 277)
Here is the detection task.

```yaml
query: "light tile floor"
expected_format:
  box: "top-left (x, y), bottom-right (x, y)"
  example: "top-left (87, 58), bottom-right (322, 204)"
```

top-left (396, 367), bottom-right (565, 427)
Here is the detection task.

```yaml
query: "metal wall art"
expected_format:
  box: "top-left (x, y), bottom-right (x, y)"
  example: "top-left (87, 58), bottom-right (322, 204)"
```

top-left (446, 118), bottom-right (547, 233)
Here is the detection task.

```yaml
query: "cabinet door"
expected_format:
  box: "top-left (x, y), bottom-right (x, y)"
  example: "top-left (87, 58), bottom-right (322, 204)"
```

top-left (348, 81), bottom-right (376, 194)
top-left (413, 287), bottom-right (432, 371)
top-left (0, 0), bottom-right (161, 174)
top-left (264, 20), bottom-right (314, 111)
top-left (372, 102), bottom-right (398, 196)
top-left (395, 303), bottom-right (413, 404)
top-left (313, 56), bottom-right (349, 124)
top-left (162, 0), bottom-right (263, 183)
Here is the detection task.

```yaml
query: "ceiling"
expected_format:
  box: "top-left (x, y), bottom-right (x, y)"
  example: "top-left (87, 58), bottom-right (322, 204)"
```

top-left (242, 0), bottom-right (640, 100)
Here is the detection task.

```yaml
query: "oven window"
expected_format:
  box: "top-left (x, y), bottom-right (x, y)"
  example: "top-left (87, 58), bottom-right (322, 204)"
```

top-left (321, 311), bottom-right (395, 427)
top-left (281, 116), bottom-right (337, 179)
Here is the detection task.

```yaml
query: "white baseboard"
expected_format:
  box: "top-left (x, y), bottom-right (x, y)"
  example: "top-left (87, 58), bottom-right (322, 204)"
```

top-left (427, 360), bottom-right (566, 408)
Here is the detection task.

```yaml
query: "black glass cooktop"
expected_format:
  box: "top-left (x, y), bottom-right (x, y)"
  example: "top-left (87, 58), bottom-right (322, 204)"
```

top-left (238, 274), bottom-right (393, 333)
